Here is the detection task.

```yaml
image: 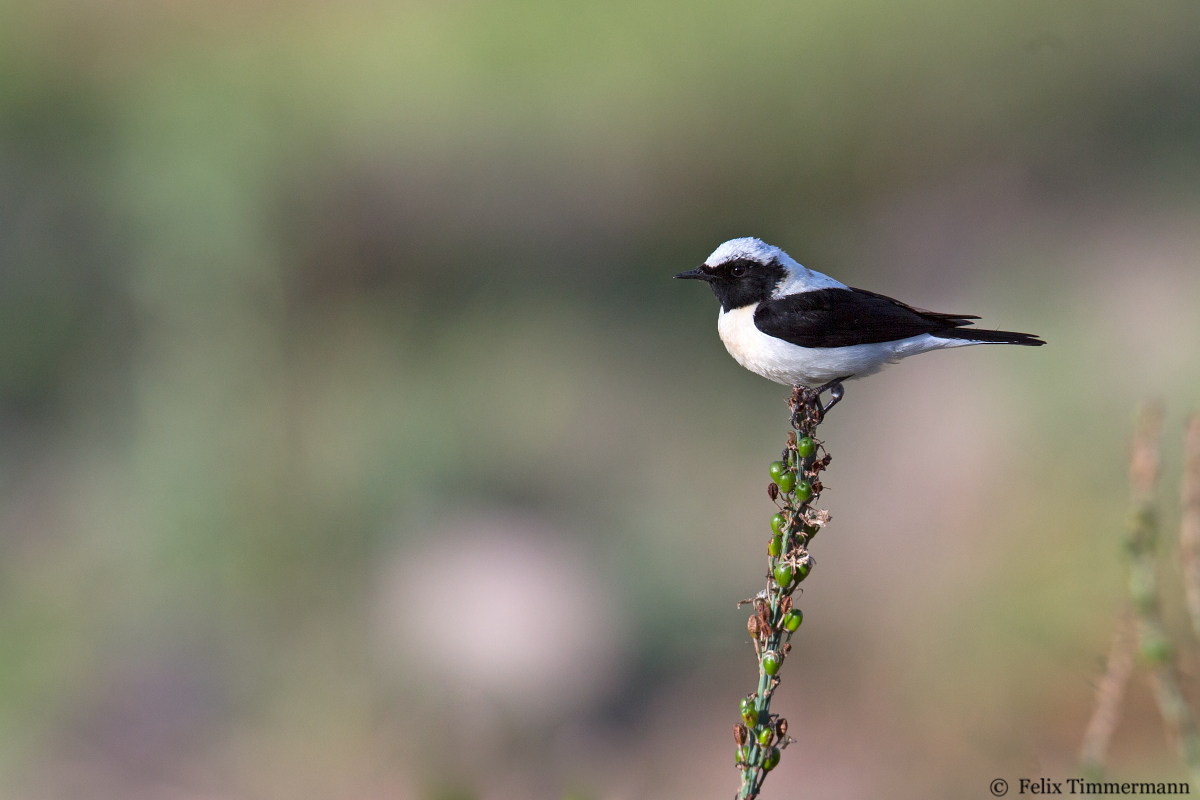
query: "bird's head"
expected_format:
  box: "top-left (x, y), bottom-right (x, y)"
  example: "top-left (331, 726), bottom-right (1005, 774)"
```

top-left (674, 237), bottom-right (799, 311)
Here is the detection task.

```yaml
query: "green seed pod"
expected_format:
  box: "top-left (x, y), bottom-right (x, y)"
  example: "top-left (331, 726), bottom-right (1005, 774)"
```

top-left (795, 480), bottom-right (813, 503)
top-left (756, 727), bottom-right (773, 746)
top-left (775, 471), bottom-right (796, 494)
top-left (770, 513), bottom-right (786, 534)
top-left (740, 698), bottom-right (758, 727)
top-left (796, 561), bottom-right (811, 582)
top-left (773, 563), bottom-right (794, 588)
top-left (797, 437), bottom-right (817, 458)
top-left (736, 746), bottom-right (750, 765)
top-left (763, 747), bottom-right (781, 771)
top-left (768, 535), bottom-right (782, 557)
top-left (782, 609), bottom-right (803, 632)
top-left (762, 650), bottom-right (783, 675)
top-left (768, 461), bottom-right (787, 482)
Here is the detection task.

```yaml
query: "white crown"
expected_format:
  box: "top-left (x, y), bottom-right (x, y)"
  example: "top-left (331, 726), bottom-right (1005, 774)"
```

top-left (704, 237), bottom-right (789, 267)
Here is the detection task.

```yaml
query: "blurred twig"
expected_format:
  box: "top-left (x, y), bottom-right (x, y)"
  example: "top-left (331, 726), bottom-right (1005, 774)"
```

top-left (1125, 402), bottom-right (1200, 788)
top-left (1079, 609), bottom-right (1136, 778)
top-left (1181, 414), bottom-right (1200, 640)
top-left (732, 387), bottom-right (832, 799)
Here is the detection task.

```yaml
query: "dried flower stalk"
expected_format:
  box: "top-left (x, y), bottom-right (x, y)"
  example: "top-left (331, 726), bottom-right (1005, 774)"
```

top-left (1181, 414), bottom-right (1200, 639)
top-left (1079, 609), bottom-right (1136, 777)
top-left (733, 386), bottom-right (831, 799)
top-left (1125, 402), bottom-right (1200, 786)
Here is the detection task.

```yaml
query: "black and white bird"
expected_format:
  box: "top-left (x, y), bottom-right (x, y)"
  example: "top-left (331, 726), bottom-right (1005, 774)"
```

top-left (675, 238), bottom-right (1043, 408)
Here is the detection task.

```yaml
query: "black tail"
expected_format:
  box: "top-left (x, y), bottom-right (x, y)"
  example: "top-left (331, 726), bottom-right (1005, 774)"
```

top-left (937, 328), bottom-right (1045, 346)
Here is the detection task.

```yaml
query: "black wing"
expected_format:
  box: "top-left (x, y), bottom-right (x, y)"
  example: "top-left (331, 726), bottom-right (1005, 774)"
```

top-left (753, 287), bottom-right (982, 348)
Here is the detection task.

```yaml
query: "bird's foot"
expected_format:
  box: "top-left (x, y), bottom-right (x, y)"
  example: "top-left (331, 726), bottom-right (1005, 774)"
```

top-left (791, 379), bottom-right (847, 426)
top-left (817, 380), bottom-right (845, 416)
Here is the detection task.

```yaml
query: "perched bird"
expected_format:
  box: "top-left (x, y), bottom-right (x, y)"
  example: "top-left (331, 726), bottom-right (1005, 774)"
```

top-left (675, 237), bottom-right (1043, 409)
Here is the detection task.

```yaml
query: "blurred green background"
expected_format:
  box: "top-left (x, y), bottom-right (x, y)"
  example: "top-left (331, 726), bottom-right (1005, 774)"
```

top-left (2, 2), bottom-right (1200, 798)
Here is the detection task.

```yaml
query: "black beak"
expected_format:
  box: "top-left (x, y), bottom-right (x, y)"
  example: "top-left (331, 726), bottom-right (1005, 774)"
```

top-left (673, 266), bottom-right (713, 281)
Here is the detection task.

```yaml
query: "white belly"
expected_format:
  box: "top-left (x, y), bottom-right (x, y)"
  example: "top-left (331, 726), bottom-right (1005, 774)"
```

top-left (716, 304), bottom-right (968, 387)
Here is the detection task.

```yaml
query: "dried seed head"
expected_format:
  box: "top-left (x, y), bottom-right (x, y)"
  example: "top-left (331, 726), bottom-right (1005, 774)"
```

top-left (733, 723), bottom-right (749, 746)
top-left (804, 508), bottom-right (832, 528)
top-left (776, 718), bottom-right (788, 738)
top-left (783, 642), bottom-right (792, 655)
top-left (811, 480), bottom-right (823, 494)
top-left (780, 595), bottom-right (792, 614)
top-left (767, 482), bottom-right (779, 501)
top-left (747, 615), bottom-right (761, 638)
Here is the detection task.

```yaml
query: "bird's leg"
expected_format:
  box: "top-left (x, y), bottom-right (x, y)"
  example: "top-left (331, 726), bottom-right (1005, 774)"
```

top-left (820, 382), bottom-right (845, 415)
top-left (791, 378), bottom-right (848, 426)
top-left (812, 377), bottom-right (849, 419)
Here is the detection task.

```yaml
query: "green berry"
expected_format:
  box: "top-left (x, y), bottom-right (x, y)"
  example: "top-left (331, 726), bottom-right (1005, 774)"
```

top-left (797, 437), bottom-right (817, 458)
top-left (775, 471), bottom-right (796, 494)
top-left (796, 561), bottom-right (811, 582)
top-left (770, 513), bottom-right (786, 534)
top-left (768, 535), bottom-right (782, 557)
top-left (773, 563), bottom-right (794, 588)
top-left (763, 747), bottom-right (781, 771)
top-left (782, 609), bottom-right (803, 632)
top-left (740, 698), bottom-right (758, 727)
top-left (736, 746), bottom-right (750, 765)
top-left (762, 651), bottom-right (783, 675)
top-left (795, 480), bottom-right (812, 503)
top-left (768, 461), bottom-right (787, 482)
top-left (756, 727), bottom-right (773, 746)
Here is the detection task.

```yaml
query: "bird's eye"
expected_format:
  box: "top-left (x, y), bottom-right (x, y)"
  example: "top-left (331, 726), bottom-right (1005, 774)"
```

top-left (730, 264), bottom-right (748, 278)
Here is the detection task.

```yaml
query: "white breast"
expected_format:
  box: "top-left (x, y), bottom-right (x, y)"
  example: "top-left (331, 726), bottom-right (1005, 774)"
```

top-left (717, 303), bottom-right (962, 387)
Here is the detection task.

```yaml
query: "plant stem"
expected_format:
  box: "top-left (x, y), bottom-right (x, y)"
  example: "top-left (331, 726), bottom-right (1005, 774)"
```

top-left (1180, 413), bottom-right (1200, 640)
top-left (734, 386), bottom-right (832, 799)
top-left (1079, 608), bottom-right (1136, 779)
top-left (1126, 402), bottom-right (1200, 789)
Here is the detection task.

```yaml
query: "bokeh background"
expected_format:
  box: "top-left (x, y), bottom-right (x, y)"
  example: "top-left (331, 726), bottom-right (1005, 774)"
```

top-left (3, 2), bottom-right (1200, 798)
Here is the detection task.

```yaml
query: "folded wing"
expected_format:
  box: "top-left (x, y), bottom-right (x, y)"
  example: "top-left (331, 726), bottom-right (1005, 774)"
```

top-left (753, 287), bottom-right (1043, 348)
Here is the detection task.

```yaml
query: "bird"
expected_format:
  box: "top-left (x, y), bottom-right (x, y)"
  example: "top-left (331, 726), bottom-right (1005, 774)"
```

top-left (675, 237), bottom-right (1044, 412)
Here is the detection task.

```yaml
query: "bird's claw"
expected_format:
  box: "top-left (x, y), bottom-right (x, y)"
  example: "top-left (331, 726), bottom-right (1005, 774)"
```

top-left (790, 378), bottom-right (848, 426)
top-left (820, 382), bottom-right (844, 414)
